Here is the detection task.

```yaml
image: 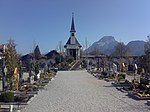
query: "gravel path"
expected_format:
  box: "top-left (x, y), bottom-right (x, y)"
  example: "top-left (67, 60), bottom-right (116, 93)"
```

top-left (22, 70), bottom-right (150, 112)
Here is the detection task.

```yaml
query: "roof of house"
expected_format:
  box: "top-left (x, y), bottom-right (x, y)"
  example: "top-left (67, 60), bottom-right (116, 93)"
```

top-left (45, 50), bottom-right (60, 59)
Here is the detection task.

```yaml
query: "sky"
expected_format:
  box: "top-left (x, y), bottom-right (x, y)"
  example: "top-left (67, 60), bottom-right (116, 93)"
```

top-left (0, 0), bottom-right (150, 54)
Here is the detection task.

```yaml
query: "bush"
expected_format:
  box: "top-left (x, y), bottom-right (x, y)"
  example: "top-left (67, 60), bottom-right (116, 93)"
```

top-left (15, 95), bottom-right (24, 102)
top-left (1, 91), bottom-right (14, 102)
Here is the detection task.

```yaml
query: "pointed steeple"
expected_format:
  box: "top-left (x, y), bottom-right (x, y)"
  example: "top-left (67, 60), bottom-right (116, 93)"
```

top-left (70, 13), bottom-right (76, 33)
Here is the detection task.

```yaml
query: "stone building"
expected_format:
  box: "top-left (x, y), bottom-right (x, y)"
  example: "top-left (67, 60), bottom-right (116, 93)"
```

top-left (64, 14), bottom-right (82, 60)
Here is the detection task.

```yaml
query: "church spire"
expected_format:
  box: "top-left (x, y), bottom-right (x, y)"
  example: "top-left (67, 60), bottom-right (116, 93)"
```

top-left (70, 13), bottom-right (76, 33)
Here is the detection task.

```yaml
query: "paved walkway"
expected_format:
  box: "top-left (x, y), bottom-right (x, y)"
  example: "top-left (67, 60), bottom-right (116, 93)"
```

top-left (22, 70), bottom-right (150, 112)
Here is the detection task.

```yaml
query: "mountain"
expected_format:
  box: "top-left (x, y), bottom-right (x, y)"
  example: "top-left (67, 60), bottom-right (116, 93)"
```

top-left (86, 36), bottom-right (146, 56)
top-left (127, 41), bottom-right (146, 56)
top-left (86, 36), bottom-right (118, 55)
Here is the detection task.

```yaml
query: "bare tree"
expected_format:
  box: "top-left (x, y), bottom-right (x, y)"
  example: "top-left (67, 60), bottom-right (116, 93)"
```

top-left (58, 41), bottom-right (64, 63)
top-left (112, 42), bottom-right (130, 57)
top-left (145, 35), bottom-right (150, 53)
top-left (58, 41), bottom-right (63, 53)
top-left (144, 35), bottom-right (150, 73)
top-left (89, 47), bottom-right (101, 56)
top-left (111, 42), bottom-right (130, 72)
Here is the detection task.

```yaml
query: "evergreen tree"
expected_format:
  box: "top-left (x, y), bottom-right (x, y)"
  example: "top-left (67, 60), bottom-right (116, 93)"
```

top-left (34, 61), bottom-right (40, 75)
top-left (33, 45), bottom-right (41, 75)
top-left (34, 45), bottom-right (41, 60)
top-left (4, 39), bottom-right (19, 90)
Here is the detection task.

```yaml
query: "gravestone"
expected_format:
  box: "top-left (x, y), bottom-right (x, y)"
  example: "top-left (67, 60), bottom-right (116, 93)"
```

top-left (30, 76), bottom-right (35, 84)
top-left (22, 72), bottom-right (29, 81)
top-left (37, 70), bottom-right (41, 79)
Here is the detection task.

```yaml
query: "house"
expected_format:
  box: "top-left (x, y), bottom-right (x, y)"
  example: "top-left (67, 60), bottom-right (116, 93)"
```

top-left (21, 53), bottom-right (34, 71)
top-left (0, 44), bottom-right (6, 59)
top-left (45, 50), bottom-right (60, 60)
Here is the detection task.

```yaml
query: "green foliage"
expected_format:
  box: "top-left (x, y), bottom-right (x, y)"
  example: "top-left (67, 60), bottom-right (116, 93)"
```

top-left (4, 39), bottom-right (19, 90)
top-left (34, 45), bottom-right (41, 60)
top-left (30, 60), bottom-right (39, 75)
top-left (14, 95), bottom-right (24, 102)
top-left (1, 91), bottom-right (14, 102)
top-left (33, 45), bottom-right (42, 75)
top-left (34, 61), bottom-right (39, 75)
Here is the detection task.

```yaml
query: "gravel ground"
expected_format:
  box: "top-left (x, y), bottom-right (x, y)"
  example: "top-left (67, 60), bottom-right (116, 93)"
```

top-left (22, 70), bottom-right (150, 112)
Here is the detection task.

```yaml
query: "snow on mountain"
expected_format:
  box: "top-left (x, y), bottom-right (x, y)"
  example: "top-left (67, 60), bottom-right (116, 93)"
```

top-left (86, 36), bottom-right (146, 56)
top-left (86, 36), bottom-right (118, 55)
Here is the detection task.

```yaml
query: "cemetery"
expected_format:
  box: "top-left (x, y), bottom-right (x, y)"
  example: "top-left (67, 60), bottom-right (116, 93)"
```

top-left (87, 58), bottom-right (150, 101)
top-left (0, 13), bottom-right (150, 111)
top-left (0, 69), bottom-right (57, 111)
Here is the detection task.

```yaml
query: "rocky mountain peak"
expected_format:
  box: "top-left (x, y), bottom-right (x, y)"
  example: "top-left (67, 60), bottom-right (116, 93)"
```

top-left (98, 36), bottom-right (115, 42)
top-left (86, 36), bottom-right (146, 56)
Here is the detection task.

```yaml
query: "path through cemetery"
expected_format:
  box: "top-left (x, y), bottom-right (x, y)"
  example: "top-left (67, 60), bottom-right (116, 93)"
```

top-left (22, 70), bottom-right (149, 112)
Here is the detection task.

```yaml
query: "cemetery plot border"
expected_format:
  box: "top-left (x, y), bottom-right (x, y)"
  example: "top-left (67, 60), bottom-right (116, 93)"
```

top-left (128, 91), bottom-right (150, 100)
top-left (112, 82), bottom-right (132, 87)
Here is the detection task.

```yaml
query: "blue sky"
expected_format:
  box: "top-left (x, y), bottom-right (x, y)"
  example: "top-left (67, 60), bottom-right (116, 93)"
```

top-left (0, 0), bottom-right (150, 54)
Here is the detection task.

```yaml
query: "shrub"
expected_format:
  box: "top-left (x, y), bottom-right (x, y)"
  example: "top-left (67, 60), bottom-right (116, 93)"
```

top-left (1, 91), bottom-right (14, 102)
top-left (15, 95), bottom-right (24, 102)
